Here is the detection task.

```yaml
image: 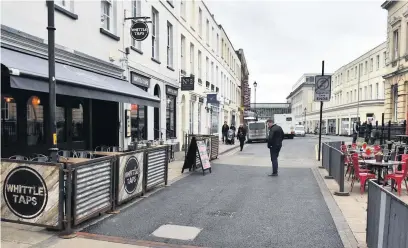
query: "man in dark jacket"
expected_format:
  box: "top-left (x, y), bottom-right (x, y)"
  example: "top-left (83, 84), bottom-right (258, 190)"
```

top-left (221, 121), bottom-right (229, 144)
top-left (267, 119), bottom-right (284, 176)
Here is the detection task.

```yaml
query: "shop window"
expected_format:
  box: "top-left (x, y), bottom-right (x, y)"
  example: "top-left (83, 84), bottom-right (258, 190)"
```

top-left (166, 96), bottom-right (176, 138)
top-left (27, 96), bottom-right (44, 146)
top-left (56, 106), bottom-right (66, 143)
top-left (1, 96), bottom-right (17, 145)
top-left (72, 103), bottom-right (84, 141)
top-left (131, 104), bottom-right (147, 141)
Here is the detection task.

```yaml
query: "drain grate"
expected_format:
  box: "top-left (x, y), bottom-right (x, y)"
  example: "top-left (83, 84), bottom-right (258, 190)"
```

top-left (207, 210), bottom-right (236, 218)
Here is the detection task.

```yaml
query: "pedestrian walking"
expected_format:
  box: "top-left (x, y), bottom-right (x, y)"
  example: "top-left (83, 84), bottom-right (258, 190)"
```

top-left (221, 121), bottom-right (229, 144)
top-left (237, 124), bottom-right (246, 151)
top-left (267, 119), bottom-right (284, 176)
top-left (352, 120), bottom-right (359, 144)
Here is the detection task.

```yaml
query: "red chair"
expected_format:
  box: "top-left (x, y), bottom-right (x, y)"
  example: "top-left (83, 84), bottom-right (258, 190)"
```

top-left (395, 154), bottom-right (408, 175)
top-left (350, 156), bottom-right (376, 194)
top-left (352, 143), bottom-right (357, 149)
top-left (373, 145), bottom-right (381, 153)
top-left (384, 158), bottom-right (408, 196)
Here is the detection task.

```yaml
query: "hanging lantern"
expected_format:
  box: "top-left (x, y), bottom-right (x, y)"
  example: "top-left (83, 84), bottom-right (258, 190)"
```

top-left (31, 96), bottom-right (41, 105)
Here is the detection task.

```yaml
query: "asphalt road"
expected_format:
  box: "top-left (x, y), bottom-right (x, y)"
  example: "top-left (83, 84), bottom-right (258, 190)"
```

top-left (83, 135), bottom-right (347, 248)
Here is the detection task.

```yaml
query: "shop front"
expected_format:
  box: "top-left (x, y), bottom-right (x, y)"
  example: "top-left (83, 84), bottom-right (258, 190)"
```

top-left (1, 47), bottom-right (160, 158)
top-left (165, 85), bottom-right (178, 139)
top-left (129, 72), bottom-right (150, 141)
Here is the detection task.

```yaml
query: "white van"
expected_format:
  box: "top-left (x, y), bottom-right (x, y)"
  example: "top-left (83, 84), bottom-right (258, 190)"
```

top-left (274, 114), bottom-right (295, 139)
top-left (295, 125), bottom-right (306, 137)
top-left (247, 120), bottom-right (268, 143)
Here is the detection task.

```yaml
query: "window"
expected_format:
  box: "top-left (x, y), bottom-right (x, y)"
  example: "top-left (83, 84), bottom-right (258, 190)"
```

top-left (198, 50), bottom-right (202, 79)
top-left (166, 95), bottom-right (176, 138)
top-left (211, 62), bottom-right (214, 85)
top-left (393, 29), bottom-right (399, 60)
top-left (346, 92), bottom-right (349, 103)
top-left (376, 55), bottom-right (380, 70)
top-left (56, 106), bottom-right (66, 143)
top-left (151, 8), bottom-right (159, 59)
top-left (212, 27), bottom-right (215, 48)
top-left (131, 0), bottom-right (141, 49)
top-left (189, 101), bottom-right (194, 133)
top-left (27, 96), bottom-right (44, 146)
top-left (131, 104), bottom-right (147, 140)
top-left (56, 0), bottom-right (74, 11)
top-left (72, 103), bottom-right (84, 141)
top-left (190, 0), bottom-right (195, 28)
top-left (167, 22), bottom-right (173, 67)
top-left (206, 57), bottom-right (209, 82)
top-left (383, 81), bottom-right (386, 98)
top-left (221, 39), bottom-right (224, 58)
top-left (364, 61), bottom-right (367, 74)
top-left (190, 43), bottom-right (194, 74)
top-left (370, 58), bottom-right (373, 72)
top-left (355, 66), bottom-right (357, 78)
top-left (216, 66), bottom-right (219, 86)
top-left (197, 103), bottom-right (202, 134)
top-left (392, 84), bottom-right (398, 121)
top-left (206, 19), bottom-right (209, 44)
top-left (354, 89), bottom-right (357, 101)
top-left (359, 87), bottom-right (362, 100)
top-left (1, 97), bottom-right (17, 146)
top-left (286, 117), bottom-right (292, 121)
top-left (368, 85), bottom-right (372, 100)
top-left (359, 63), bottom-right (363, 76)
top-left (180, 0), bottom-right (186, 19)
top-left (347, 70), bottom-right (349, 81)
top-left (383, 51), bottom-right (386, 67)
top-left (216, 34), bottom-right (219, 54)
top-left (198, 8), bottom-right (202, 36)
top-left (375, 83), bottom-right (379, 99)
top-left (101, 0), bottom-right (112, 31)
top-left (180, 35), bottom-right (186, 72)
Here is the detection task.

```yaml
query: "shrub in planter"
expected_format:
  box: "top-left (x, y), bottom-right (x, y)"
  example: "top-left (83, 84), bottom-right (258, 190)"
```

top-left (375, 152), bottom-right (383, 162)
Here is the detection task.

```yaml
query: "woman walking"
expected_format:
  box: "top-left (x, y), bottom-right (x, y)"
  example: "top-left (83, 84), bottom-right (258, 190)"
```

top-left (237, 124), bottom-right (247, 151)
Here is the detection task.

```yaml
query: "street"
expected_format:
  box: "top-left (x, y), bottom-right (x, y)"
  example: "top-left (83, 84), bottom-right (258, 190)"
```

top-left (82, 135), bottom-right (350, 248)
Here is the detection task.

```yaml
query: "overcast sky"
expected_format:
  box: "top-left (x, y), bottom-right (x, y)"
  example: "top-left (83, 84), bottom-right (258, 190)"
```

top-left (205, 0), bottom-right (388, 103)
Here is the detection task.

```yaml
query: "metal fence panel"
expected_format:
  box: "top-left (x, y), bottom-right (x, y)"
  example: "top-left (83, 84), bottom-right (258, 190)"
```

top-left (366, 180), bottom-right (408, 248)
top-left (73, 157), bottom-right (114, 225)
top-left (0, 160), bottom-right (63, 229)
top-left (210, 135), bottom-right (219, 160)
top-left (144, 146), bottom-right (168, 192)
top-left (322, 143), bottom-right (330, 171)
top-left (329, 147), bottom-right (345, 192)
top-left (116, 151), bottom-right (144, 205)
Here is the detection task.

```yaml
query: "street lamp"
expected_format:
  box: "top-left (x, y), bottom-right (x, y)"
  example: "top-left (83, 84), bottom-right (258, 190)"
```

top-left (253, 81), bottom-right (257, 120)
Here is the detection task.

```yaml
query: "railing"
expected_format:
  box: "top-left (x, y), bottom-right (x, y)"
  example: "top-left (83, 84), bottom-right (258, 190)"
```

top-left (358, 119), bottom-right (407, 144)
top-left (366, 180), bottom-right (408, 248)
top-left (321, 141), bottom-right (349, 196)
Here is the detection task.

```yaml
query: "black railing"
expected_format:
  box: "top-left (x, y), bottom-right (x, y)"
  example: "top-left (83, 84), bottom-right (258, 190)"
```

top-left (358, 119), bottom-right (406, 144)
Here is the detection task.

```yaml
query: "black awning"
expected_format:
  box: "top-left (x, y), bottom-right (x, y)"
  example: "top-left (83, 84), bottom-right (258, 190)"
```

top-left (1, 48), bottom-right (160, 108)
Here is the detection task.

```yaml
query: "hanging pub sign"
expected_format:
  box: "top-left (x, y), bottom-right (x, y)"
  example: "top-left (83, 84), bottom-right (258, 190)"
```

top-left (181, 76), bottom-right (195, 91)
top-left (130, 21), bottom-right (149, 41)
top-left (182, 136), bottom-right (211, 175)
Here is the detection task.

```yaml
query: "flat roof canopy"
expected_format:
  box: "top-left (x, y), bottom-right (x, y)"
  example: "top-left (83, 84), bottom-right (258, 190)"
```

top-left (2, 48), bottom-right (160, 108)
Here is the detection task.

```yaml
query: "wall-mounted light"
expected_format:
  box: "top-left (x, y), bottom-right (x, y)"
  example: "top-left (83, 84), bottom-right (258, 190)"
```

top-left (31, 96), bottom-right (40, 106)
top-left (3, 96), bottom-right (14, 103)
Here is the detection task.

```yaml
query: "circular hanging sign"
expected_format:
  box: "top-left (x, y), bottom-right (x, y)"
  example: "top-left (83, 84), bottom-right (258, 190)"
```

top-left (123, 156), bottom-right (140, 194)
top-left (130, 21), bottom-right (149, 41)
top-left (3, 166), bottom-right (48, 219)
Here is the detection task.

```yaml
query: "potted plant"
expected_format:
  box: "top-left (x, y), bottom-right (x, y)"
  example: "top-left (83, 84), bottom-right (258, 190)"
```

top-left (362, 142), bottom-right (367, 150)
top-left (365, 147), bottom-right (372, 156)
top-left (374, 152), bottom-right (383, 162)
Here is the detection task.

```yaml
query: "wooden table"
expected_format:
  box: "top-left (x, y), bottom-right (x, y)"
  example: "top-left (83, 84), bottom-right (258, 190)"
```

top-left (60, 157), bottom-right (90, 164)
top-left (91, 151), bottom-right (124, 156)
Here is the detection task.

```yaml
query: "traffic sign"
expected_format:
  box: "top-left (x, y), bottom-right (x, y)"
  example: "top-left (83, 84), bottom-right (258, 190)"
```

top-left (314, 75), bottom-right (331, 102)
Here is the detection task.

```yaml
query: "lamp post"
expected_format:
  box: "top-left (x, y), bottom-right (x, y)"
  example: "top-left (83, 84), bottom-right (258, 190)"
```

top-left (253, 81), bottom-right (257, 121)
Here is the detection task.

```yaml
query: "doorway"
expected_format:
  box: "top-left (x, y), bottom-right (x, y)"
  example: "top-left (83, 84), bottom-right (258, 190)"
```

top-left (154, 85), bottom-right (160, 140)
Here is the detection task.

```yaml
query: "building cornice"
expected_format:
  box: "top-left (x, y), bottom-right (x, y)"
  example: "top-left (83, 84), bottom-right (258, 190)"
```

top-left (389, 16), bottom-right (402, 27)
top-left (381, 1), bottom-right (397, 10)
top-left (1, 24), bottom-right (124, 78)
top-left (308, 99), bottom-right (385, 116)
top-left (382, 66), bottom-right (408, 79)
top-left (403, 7), bottom-right (408, 18)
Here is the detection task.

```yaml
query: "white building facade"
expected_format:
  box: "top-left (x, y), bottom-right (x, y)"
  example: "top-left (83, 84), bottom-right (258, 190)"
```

top-left (1, 0), bottom-right (243, 150)
top-left (177, 1), bottom-right (242, 142)
top-left (305, 42), bottom-right (387, 135)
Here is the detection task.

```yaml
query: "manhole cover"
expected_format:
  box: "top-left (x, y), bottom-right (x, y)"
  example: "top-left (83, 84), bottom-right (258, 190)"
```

top-left (207, 210), bottom-right (236, 218)
top-left (151, 224), bottom-right (202, 240)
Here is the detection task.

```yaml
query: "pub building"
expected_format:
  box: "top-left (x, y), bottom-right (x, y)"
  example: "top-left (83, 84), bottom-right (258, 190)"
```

top-left (1, 37), bottom-right (160, 158)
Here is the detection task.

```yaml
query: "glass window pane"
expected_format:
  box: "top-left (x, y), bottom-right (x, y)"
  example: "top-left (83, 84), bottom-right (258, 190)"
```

top-left (1, 97), bottom-right (18, 145)
top-left (72, 104), bottom-right (84, 141)
top-left (27, 97), bottom-right (44, 146)
top-left (56, 106), bottom-right (66, 143)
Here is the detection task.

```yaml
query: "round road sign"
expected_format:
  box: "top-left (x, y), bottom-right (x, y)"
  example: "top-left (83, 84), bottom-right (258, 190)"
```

top-left (316, 77), bottom-right (330, 90)
top-left (130, 21), bottom-right (149, 41)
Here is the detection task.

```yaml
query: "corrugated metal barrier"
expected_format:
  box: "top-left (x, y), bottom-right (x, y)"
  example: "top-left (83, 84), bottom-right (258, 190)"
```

top-left (144, 146), bottom-right (168, 192)
top-left (366, 180), bottom-right (408, 248)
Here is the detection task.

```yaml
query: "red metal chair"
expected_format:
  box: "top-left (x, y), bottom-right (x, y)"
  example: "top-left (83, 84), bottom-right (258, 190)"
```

top-left (384, 158), bottom-right (408, 196)
top-left (373, 145), bottom-right (381, 153)
top-left (350, 156), bottom-right (376, 194)
top-left (352, 143), bottom-right (357, 149)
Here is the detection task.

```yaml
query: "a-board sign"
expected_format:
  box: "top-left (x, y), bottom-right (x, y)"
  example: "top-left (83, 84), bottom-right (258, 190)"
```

top-left (314, 75), bottom-right (332, 102)
top-left (182, 137), bottom-right (211, 175)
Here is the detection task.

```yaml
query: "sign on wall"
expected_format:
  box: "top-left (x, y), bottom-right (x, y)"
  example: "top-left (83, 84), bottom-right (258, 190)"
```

top-left (1, 163), bottom-right (62, 228)
top-left (181, 77), bottom-right (195, 91)
top-left (166, 85), bottom-right (178, 96)
top-left (314, 75), bottom-right (332, 102)
top-left (130, 21), bottom-right (149, 41)
top-left (131, 72), bottom-right (150, 88)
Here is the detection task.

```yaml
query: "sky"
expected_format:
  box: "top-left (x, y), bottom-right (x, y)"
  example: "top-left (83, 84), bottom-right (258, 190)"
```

top-left (205, 0), bottom-right (388, 103)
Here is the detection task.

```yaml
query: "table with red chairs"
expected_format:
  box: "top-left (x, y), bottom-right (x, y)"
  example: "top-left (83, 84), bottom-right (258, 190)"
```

top-left (364, 159), bottom-right (403, 185)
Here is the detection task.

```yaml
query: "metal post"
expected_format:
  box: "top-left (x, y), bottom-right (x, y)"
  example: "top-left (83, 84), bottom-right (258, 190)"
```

top-left (317, 61), bottom-right (324, 162)
top-left (47, 0), bottom-right (59, 161)
top-left (381, 113), bottom-right (384, 145)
